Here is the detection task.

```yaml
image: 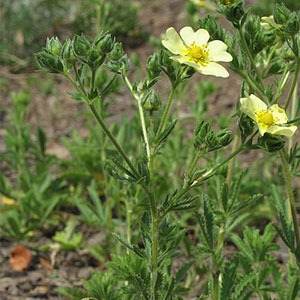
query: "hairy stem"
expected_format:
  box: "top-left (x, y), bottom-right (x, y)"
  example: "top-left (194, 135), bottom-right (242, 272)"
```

top-left (226, 134), bottom-right (240, 185)
top-left (239, 29), bottom-right (265, 94)
top-left (272, 65), bottom-right (290, 104)
top-left (284, 58), bottom-right (300, 110)
top-left (156, 87), bottom-right (176, 139)
top-left (123, 75), bottom-right (150, 159)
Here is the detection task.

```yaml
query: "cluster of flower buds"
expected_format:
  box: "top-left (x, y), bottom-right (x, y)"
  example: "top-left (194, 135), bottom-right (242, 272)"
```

top-left (194, 121), bottom-right (233, 152)
top-left (255, 133), bottom-right (285, 153)
top-left (35, 37), bottom-right (64, 73)
top-left (244, 15), bottom-right (276, 54)
top-left (274, 3), bottom-right (300, 36)
top-left (218, 0), bottom-right (245, 28)
top-left (107, 42), bottom-right (130, 74)
top-left (141, 89), bottom-right (161, 113)
top-left (146, 53), bottom-right (161, 83)
top-left (36, 33), bottom-right (129, 74)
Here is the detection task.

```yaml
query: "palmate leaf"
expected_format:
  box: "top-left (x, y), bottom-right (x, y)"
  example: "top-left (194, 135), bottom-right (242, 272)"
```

top-left (232, 193), bottom-right (263, 214)
top-left (106, 157), bottom-right (138, 183)
top-left (112, 233), bottom-right (146, 258)
top-left (231, 234), bottom-right (253, 262)
top-left (220, 256), bottom-right (239, 300)
top-left (274, 208), bottom-right (295, 251)
top-left (175, 261), bottom-right (193, 283)
top-left (55, 286), bottom-right (88, 300)
top-left (220, 182), bottom-right (229, 213)
top-left (232, 273), bottom-right (256, 300)
top-left (287, 276), bottom-right (299, 300)
top-left (155, 120), bottom-right (177, 153)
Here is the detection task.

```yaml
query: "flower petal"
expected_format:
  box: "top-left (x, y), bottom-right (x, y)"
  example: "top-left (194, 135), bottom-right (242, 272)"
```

top-left (267, 125), bottom-right (297, 136)
top-left (269, 104), bottom-right (288, 124)
top-left (179, 26), bottom-right (196, 46)
top-left (194, 29), bottom-right (210, 46)
top-left (162, 27), bottom-right (186, 55)
top-left (170, 56), bottom-right (199, 69)
top-left (240, 95), bottom-right (267, 121)
top-left (257, 123), bottom-right (269, 136)
top-left (198, 62), bottom-right (229, 78)
top-left (208, 40), bottom-right (232, 62)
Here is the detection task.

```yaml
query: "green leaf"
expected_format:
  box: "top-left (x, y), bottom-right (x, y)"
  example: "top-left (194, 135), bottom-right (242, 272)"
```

top-left (55, 287), bottom-right (88, 300)
top-left (175, 261), bottom-right (193, 283)
top-left (220, 182), bottom-right (229, 213)
top-left (232, 273), bottom-right (255, 300)
top-left (220, 256), bottom-right (239, 300)
top-left (231, 234), bottom-right (253, 261)
top-left (37, 127), bottom-right (47, 155)
top-left (287, 276), bottom-right (299, 300)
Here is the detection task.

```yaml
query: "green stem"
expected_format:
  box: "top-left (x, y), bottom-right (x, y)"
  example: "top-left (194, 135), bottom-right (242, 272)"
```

top-left (279, 150), bottom-right (300, 246)
top-left (226, 134), bottom-right (240, 185)
top-left (263, 42), bottom-right (280, 77)
top-left (239, 28), bottom-right (265, 93)
top-left (89, 102), bottom-right (139, 178)
top-left (65, 72), bottom-right (87, 99)
top-left (184, 150), bottom-right (202, 188)
top-left (151, 216), bottom-right (159, 300)
top-left (272, 65), bottom-right (290, 104)
top-left (212, 254), bottom-right (219, 300)
top-left (288, 83), bottom-right (297, 151)
top-left (191, 145), bottom-right (245, 187)
top-left (241, 72), bottom-right (268, 103)
top-left (123, 75), bottom-right (150, 159)
top-left (156, 87), bottom-right (176, 139)
top-left (91, 68), bottom-right (96, 93)
top-left (73, 63), bottom-right (88, 98)
top-left (172, 144), bottom-right (247, 206)
top-left (124, 197), bottom-right (132, 245)
top-left (284, 58), bottom-right (300, 110)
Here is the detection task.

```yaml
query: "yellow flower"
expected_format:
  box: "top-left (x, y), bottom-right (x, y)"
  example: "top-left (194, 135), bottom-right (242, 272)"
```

top-left (191, 0), bottom-right (216, 10)
top-left (240, 94), bottom-right (297, 136)
top-left (261, 16), bottom-right (281, 30)
top-left (162, 26), bottom-right (233, 78)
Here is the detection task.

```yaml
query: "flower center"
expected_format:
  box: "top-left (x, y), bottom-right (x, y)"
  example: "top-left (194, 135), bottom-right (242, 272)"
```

top-left (258, 112), bottom-right (274, 126)
top-left (186, 43), bottom-right (209, 65)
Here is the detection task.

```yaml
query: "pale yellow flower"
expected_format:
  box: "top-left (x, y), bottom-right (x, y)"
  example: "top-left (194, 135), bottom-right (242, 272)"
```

top-left (191, 0), bottom-right (216, 10)
top-left (261, 16), bottom-right (281, 30)
top-left (240, 94), bottom-right (297, 136)
top-left (162, 26), bottom-right (232, 78)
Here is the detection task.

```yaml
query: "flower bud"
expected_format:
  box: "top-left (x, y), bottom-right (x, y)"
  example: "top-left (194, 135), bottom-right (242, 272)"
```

top-left (35, 51), bottom-right (64, 73)
top-left (107, 55), bottom-right (130, 74)
top-left (141, 90), bottom-right (161, 112)
top-left (216, 129), bottom-right (233, 147)
top-left (256, 133), bottom-right (285, 153)
top-left (274, 3), bottom-right (290, 25)
top-left (45, 37), bottom-right (62, 56)
top-left (61, 39), bottom-right (77, 69)
top-left (280, 44), bottom-right (296, 62)
top-left (146, 53), bottom-right (161, 80)
top-left (194, 121), bottom-right (211, 149)
top-left (239, 114), bottom-right (254, 143)
top-left (284, 12), bottom-right (300, 35)
top-left (219, 1), bottom-right (245, 28)
top-left (96, 34), bottom-right (114, 53)
top-left (108, 42), bottom-right (123, 61)
top-left (205, 131), bottom-right (218, 150)
top-left (73, 35), bottom-right (90, 57)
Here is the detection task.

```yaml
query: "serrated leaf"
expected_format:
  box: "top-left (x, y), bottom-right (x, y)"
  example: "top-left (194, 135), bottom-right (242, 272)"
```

top-left (231, 234), bottom-right (253, 261)
top-left (232, 273), bottom-right (255, 300)
top-left (175, 261), bottom-right (193, 283)
top-left (220, 257), bottom-right (239, 300)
